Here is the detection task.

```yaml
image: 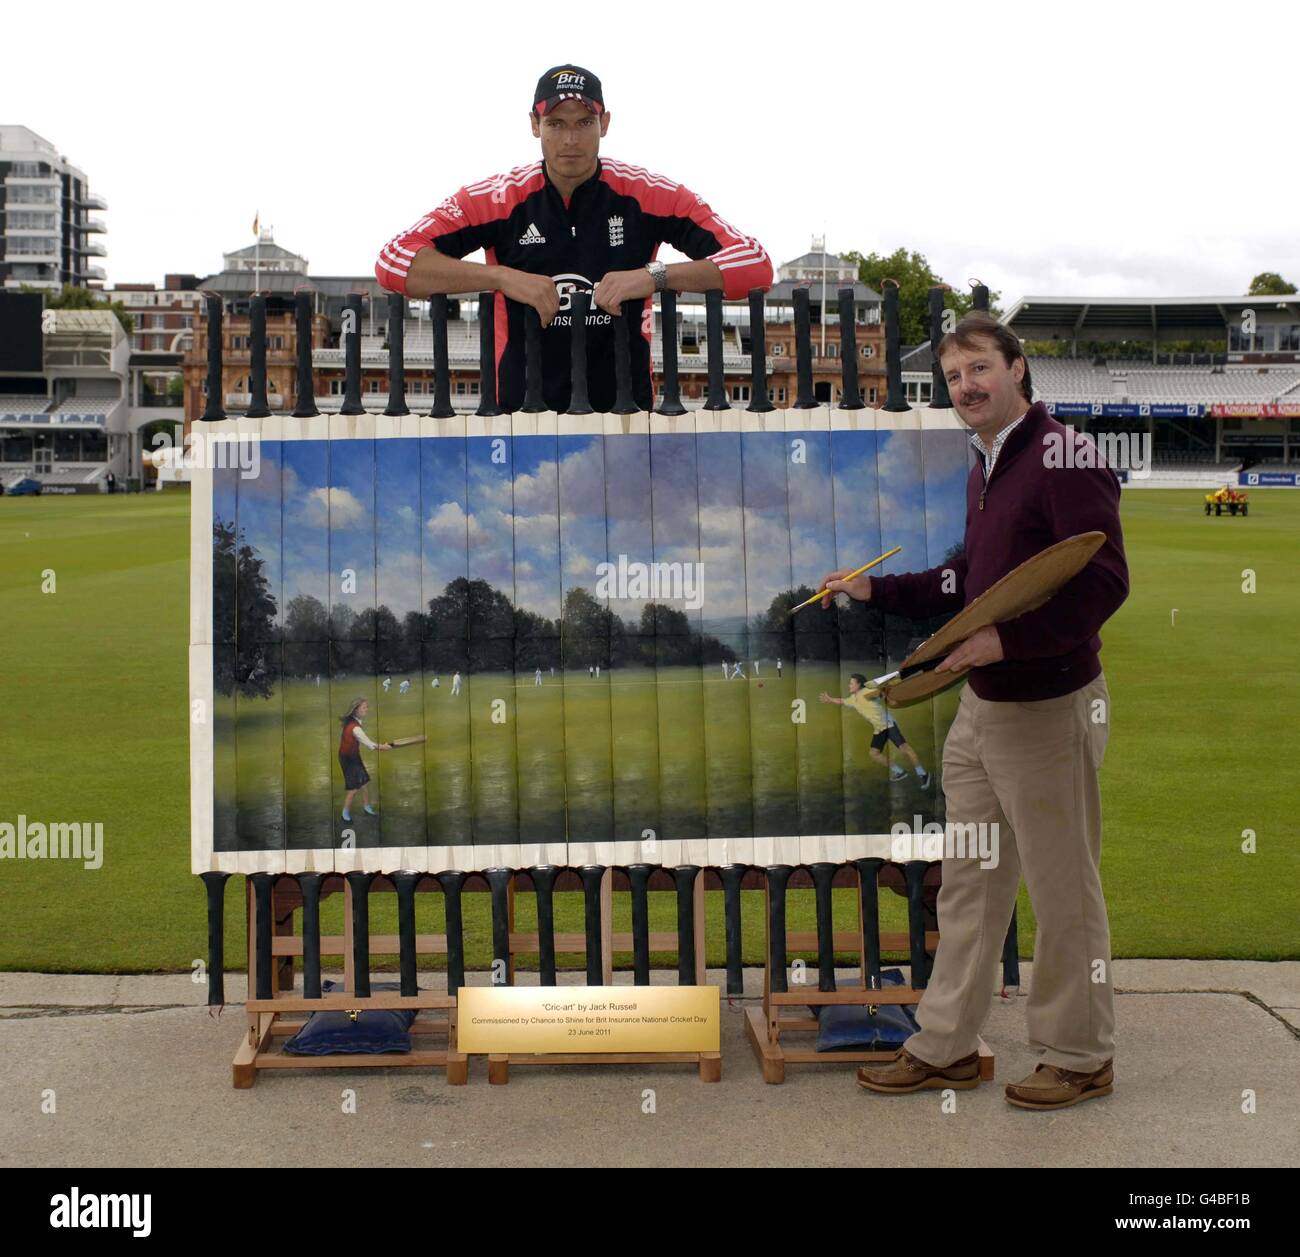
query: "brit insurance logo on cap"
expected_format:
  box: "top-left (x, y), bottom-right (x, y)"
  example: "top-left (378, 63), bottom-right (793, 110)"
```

top-left (534, 65), bottom-right (605, 116)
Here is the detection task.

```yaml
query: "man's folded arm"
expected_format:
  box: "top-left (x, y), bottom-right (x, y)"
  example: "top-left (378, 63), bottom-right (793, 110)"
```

top-left (652, 180), bottom-right (774, 298)
top-left (375, 187), bottom-right (502, 299)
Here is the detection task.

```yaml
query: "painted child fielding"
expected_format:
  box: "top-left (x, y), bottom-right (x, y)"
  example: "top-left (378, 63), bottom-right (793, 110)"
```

top-left (338, 697), bottom-right (392, 821)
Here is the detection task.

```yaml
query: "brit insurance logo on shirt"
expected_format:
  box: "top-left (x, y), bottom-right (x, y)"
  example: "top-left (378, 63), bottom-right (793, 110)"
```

top-left (549, 273), bottom-right (611, 328)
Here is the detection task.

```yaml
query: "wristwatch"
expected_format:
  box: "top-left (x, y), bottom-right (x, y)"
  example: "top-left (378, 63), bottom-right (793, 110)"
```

top-left (645, 260), bottom-right (668, 292)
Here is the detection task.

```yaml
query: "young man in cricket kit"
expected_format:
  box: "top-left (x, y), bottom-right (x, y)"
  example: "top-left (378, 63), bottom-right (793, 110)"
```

top-left (819, 674), bottom-right (930, 787)
top-left (820, 312), bottom-right (1129, 1110)
top-left (374, 65), bottom-right (773, 412)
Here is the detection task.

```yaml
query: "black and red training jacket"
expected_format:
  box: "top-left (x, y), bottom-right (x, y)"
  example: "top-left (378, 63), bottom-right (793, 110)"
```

top-left (375, 157), bottom-right (772, 412)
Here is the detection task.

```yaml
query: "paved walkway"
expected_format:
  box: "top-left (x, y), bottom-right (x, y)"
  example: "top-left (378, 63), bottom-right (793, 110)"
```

top-left (1, 961), bottom-right (1296, 1168)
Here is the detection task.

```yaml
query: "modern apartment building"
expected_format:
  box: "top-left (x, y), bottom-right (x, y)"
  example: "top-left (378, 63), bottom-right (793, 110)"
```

top-left (0, 125), bottom-right (107, 291)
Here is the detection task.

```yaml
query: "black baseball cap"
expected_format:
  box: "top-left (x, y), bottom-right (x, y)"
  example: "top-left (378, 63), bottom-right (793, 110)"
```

top-left (533, 65), bottom-right (604, 116)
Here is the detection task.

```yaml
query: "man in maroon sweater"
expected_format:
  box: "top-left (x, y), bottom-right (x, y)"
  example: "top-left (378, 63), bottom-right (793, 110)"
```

top-left (826, 312), bottom-right (1129, 1110)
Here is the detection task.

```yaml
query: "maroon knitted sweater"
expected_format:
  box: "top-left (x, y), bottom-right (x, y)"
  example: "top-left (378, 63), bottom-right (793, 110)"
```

top-left (870, 401), bottom-right (1129, 702)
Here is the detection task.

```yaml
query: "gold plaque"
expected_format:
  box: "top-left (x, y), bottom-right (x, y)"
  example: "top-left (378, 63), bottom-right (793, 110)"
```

top-left (457, 985), bottom-right (720, 1055)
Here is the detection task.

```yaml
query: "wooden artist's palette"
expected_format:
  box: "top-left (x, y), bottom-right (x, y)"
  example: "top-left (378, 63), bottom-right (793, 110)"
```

top-left (884, 531), bottom-right (1107, 708)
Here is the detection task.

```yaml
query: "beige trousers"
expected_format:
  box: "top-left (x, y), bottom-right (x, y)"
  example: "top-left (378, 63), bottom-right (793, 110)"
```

top-left (904, 673), bottom-right (1115, 1073)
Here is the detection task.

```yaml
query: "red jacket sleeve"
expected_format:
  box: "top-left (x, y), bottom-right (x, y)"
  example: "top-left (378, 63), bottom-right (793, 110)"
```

top-left (693, 194), bottom-right (772, 298)
top-left (600, 160), bottom-right (773, 299)
top-left (375, 193), bottom-right (469, 295)
top-left (375, 163), bottom-right (544, 294)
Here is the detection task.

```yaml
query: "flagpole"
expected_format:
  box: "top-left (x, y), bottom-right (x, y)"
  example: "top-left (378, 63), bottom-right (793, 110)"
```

top-left (819, 230), bottom-right (827, 357)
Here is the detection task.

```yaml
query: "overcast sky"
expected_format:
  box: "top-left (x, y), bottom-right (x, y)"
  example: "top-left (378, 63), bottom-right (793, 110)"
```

top-left (9, 0), bottom-right (1296, 302)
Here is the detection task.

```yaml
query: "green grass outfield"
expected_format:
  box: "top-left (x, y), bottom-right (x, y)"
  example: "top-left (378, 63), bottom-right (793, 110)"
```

top-left (0, 486), bottom-right (1295, 972)
top-left (224, 663), bottom-right (947, 852)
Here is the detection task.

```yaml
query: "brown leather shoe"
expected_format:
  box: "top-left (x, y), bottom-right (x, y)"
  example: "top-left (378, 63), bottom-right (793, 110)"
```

top-left (1005, 1060), bottom-right (1114, 1110)
top-left (856, 1047), bottom-right (981, 1093)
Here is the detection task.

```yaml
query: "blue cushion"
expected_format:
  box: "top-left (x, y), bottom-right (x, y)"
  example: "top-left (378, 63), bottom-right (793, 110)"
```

top-left (813, 969), bottom-right (920, 1052)
top-left (282, 981), bottom-right (417, 1056)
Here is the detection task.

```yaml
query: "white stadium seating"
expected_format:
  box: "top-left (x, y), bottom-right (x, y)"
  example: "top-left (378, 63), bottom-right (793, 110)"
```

top-left (1027, 358), bottom-right (1115, 402)
top-left (1028, 359), bottom-right (1300, 406)
top-left (1118, 369), bottom-right (1299, 403)
top-left (0, 395), bottom-right (52, 413)
top-left (51, 397), bottom-right (115, 415)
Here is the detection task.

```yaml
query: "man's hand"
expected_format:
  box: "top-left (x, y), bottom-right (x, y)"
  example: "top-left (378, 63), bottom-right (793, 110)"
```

top-left (817, 570), bottom-right (872, 609)
top-left (592, 268), bottom-right (654, 316)
top-left (497, 268), bottom-right (560, 326)
top-left (936, 625), bottom-right (1004, 674)
top-left (818, 691), bottom-right (839, 705)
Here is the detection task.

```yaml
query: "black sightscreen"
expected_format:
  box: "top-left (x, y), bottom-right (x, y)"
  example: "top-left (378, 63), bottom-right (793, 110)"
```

top-left (0, 292), bottom-right (43, 372)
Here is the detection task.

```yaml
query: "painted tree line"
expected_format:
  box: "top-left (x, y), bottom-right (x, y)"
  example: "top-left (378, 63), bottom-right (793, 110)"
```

top-left (213, 522), bottom-right (963, 698)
